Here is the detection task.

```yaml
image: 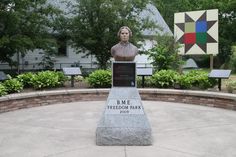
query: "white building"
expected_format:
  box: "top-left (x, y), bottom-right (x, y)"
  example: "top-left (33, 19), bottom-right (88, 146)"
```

top-left (0, 1), bottom-right (171, 71)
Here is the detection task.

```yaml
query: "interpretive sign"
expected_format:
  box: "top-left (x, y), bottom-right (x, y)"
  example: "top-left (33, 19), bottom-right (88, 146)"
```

top-left (62, 67), bottom-right (82, 87)
top-left (105, 99), bottom-right (144, 115)
top-left (0, 71), bottom-right (8, 81)
top-left (208, 69), bottom-right (231, 79)
top-left (208, 69), bottom-right (231, 91)
top-left (136, 68), bottom-right (153, 76)
top-left (112, 62), bottom-right (136, 87)
top-left (137, 67), bottom-right (153, 88)
top-left (63, 67), bottom-right (81, 76)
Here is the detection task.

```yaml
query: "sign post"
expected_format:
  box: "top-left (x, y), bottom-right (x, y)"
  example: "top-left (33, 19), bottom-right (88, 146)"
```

top-left (137, 67), bottom-right (153, 88)
top-left (0, 71), bottom-right (8, 81)
top-left (208, 69), bottom-right (231, 91)
top-left (210, 54), bottom-right (214, 70)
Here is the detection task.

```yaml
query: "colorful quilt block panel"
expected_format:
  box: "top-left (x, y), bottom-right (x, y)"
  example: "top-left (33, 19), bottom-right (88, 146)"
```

top-left (196, 33), bottom-right (207, 44)
top-left (184, 33), bottom-right (196, 44)
top-left (185, 22), bottom-right (195, 33)
top-left (174, 9), bottom-right (218, 55)
top-left (196, 21), bottom-right (207, 32)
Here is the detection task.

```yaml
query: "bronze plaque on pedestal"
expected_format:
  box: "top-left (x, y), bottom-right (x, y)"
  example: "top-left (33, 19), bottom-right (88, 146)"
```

top-left (112, 62), bottom-right (136, 87)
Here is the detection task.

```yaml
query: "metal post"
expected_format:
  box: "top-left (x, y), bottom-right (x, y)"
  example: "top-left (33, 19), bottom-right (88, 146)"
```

top-left (210, 54), bottom-right (214, 70)
top-left (218, 78), bottom-right (221, 91)
top-left (179, 55), bottom-right (183, 74)
top-left (71, 75), bottom-right (75, 87)
top-left (17, 52), bottom-right (20, 74)
top-left (142, 76), bottom-right (145, 88)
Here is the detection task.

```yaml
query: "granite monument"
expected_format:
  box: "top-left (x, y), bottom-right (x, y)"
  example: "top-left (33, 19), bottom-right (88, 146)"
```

top-left (96, 26), bottom-right (152, 145)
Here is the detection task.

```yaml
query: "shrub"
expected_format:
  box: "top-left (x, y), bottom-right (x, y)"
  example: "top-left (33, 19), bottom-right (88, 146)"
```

top-left (183, 70), bottom-right (213, 89)
top-left (176, 75), bottom-right (193, 89)
top-left (0, 84), bottom-right (7, 96)
top-left (229, 51), bottom-right (236, 73)
top-left (74, 75), bottom-right (84, 82)
top-left (147, 35), bottom-right (182, 71)
top-left (30, 71), bottom-right (65, 89)
top-left (56, 71), bottom-right (67, 86)
top-left (66, 75), bottom-right (84, 82)
top-left (208, 77), bottom-right (218, 88)
top-left (87, 70), bottom-right (111, 88)
top-left (17, 72), bottom-right (35, 88)
top-left (3, 79), bottom-right (23, 93)
top-left (226, 80), bottom-right (236, 93)
top-left (151, 70), bottom-right (179, 88)
top-left (150, 70), bottom-right (214, 90)
top-left (137, 76), bottom-right (152, 88)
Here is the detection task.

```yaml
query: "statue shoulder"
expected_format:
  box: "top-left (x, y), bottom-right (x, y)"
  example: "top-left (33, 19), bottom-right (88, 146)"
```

top-left (111, 43), bottom-right (120, 56)
top-left (130, 43), bottom-right (138, 49)
top-left (111, 43), bottom-right (120, 50)
top-left (130, 43), bottom-right (138, 54)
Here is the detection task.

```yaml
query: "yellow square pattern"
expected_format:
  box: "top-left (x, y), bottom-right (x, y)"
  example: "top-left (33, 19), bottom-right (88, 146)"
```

top-left (185, 22), bottom-right (195, 33)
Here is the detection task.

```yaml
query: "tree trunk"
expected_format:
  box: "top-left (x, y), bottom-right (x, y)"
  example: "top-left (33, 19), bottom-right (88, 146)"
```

top-left (17, 52), bottom-right (20, 74)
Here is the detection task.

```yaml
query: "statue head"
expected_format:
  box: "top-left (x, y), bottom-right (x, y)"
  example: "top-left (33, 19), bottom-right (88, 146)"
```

top-left (117, 26), bottom-right (132, 43)
top-left (111, 26), bottom-right (138, 61)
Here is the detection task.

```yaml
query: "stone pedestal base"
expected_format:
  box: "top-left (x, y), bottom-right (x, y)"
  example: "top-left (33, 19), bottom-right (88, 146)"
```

top-left (96, 88), bottom-right (152, 146)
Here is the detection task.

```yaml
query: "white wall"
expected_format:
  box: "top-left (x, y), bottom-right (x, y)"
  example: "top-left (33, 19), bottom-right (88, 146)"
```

top-left (0, 38), bottom-right (156, 70)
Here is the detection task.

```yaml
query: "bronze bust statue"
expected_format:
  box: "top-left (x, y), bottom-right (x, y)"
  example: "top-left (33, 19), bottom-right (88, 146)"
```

top-left (111, 26), bottom-right (138, 61)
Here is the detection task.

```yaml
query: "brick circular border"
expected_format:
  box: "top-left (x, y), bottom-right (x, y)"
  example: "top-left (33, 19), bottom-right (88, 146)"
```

top-left (0, 89), bottom-right (235, 113)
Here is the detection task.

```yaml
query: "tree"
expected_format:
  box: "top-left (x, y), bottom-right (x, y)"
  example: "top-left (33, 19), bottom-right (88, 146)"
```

top-left (152, 0), bottom-right (236, 67)
top-left (0, 0), bottom-right (61, 71)
top-left (147, 35), bottom-right (181, 71)
top-left (69, 0), bottom-right (156, 69)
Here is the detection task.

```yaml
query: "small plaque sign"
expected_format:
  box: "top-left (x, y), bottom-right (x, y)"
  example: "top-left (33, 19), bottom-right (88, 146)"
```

top-left (136, 68), bottom-right (153, 88)
top-left (137, 68), bottom-right (153, 76)
top-left (208, 70), bottom-right (231, 79)
top-left (208, 69), bottom-right (231, 91)
top-left (0, 71), bottom-right (8, 81)
top-left (105, 99), bottom-right (144, 115)
top-left (62, 67), bottom-right (82, 87)
top-left (112, 62), bottom-right (136, 87)
top-left (62, 67), bottom-right (81, 76)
